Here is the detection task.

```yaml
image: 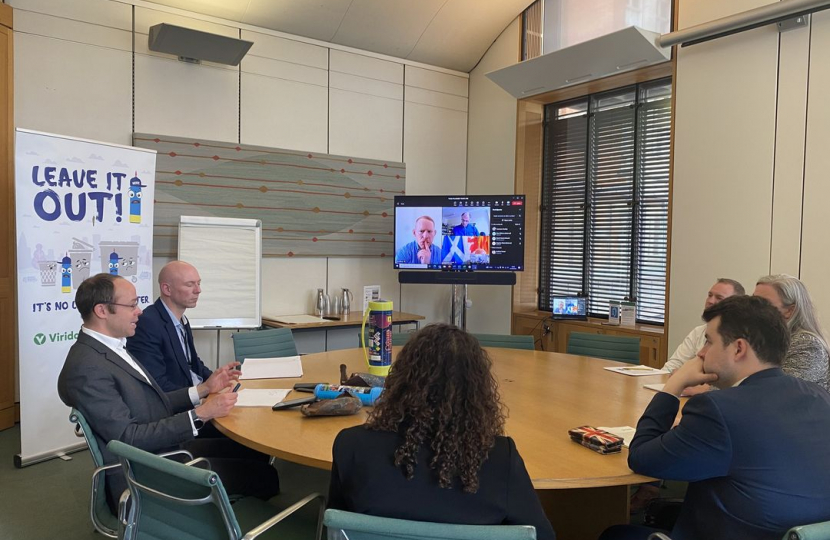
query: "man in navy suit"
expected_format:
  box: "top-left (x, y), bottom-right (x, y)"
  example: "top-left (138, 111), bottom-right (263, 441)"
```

top-left (128, 261), bottom-right (222, 393)
top-left (604, 295), bottom-right (830, 540)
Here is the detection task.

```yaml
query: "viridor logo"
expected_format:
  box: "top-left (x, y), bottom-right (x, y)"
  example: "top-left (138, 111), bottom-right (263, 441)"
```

top-left (33, 331), bottom-right (79, 345)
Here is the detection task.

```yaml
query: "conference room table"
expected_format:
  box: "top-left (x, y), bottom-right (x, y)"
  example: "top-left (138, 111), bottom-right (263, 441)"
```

top-left (214, 347), bottom-right (673, 540)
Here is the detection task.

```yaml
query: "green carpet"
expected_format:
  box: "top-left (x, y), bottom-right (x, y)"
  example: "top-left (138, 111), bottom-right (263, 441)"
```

top-left (0, 425), bottom-right (98, 540)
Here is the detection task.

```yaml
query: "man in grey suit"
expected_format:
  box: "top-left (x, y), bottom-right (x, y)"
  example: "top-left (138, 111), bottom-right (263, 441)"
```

top-left (58, 273), bottom-right (279, 512)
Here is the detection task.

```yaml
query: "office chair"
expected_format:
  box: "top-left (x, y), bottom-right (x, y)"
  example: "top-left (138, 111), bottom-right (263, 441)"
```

top-left (231, 327), bottom-right (298, 363)
top-left (70, 409), bottom-right (193, 540)
top-left (784, 521), bottom-right (830, 540)
top-left (323, 509), bottom-right (537, 540)
top-left (646, 521), bottom-right (830, 540)
top-left (108, 440), bottom-right (324, 540)
top-left (472, 333), bottom-right (535, 350)
top-left (566, 332), bottom-right (640, 364)
top-left (70, 408), bottom-right (120, 538)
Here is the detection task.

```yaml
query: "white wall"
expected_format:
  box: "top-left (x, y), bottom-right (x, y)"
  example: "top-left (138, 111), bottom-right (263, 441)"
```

top-left (464, 18), bottom-right (521, 333)
top-left (668, 0), bottom-right (830, 350)
top-left (11, 0), bottom-right (469, 368)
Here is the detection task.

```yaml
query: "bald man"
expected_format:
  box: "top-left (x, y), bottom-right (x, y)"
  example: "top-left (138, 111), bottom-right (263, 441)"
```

top-left (127, 261), bottom-right (219, 393)
top-left (451, 212), bottom-right (479, 236)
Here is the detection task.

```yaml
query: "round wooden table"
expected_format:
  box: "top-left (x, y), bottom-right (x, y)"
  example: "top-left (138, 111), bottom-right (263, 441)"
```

top-left (214, 347), bottom-right (669, 540)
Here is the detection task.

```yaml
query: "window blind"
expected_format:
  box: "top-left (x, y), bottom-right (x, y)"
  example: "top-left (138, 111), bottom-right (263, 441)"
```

top-left (539, 78), bottom-right (672, 324)
top-left (540, 102), bottom-right (588, 303)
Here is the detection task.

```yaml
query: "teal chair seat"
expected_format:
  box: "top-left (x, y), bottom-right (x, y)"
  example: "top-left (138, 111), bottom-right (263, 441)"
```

top-left (108, 440), bottom-right (323, 540)
top-left (323, 509), bottom-right (536, 540)
top-left (231, 328), bottom-right (298, 363)
top-left (472, 333), bottom-right (535, 351)
top-left (566, 332), bottom-right (640, 364)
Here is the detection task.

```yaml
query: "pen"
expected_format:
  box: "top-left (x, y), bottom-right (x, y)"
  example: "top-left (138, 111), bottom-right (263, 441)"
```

top-left (232, 383), bottom-right (241, 392)
top-left (620, 366), bottom-right (654, 371)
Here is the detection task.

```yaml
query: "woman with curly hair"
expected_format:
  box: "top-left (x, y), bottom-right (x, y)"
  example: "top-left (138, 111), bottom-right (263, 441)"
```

top-left (327, 324), bottom-right (555, 539)
top-left (755, 274), bottom-right (830, 390)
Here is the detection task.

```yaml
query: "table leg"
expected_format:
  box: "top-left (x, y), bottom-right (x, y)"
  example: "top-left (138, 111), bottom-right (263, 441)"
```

top-left (537, 485), bottom-right (630, 540)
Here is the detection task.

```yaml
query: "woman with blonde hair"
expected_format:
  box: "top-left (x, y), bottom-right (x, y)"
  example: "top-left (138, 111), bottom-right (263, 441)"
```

top-left (327, 323), bottom-right (555, 539)
top-left (754, 274), bottom-right (830, 390)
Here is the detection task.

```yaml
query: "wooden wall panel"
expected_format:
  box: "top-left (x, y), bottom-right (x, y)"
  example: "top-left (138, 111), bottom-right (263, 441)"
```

top-left (0, 6), bottom-right (14, 431)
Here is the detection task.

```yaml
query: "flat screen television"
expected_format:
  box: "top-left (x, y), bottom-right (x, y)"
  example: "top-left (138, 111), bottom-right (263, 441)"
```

top-left (393, 194), bottom-right (525, 271)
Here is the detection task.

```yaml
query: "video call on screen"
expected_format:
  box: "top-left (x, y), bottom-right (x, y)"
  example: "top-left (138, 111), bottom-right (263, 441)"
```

top-left (393, 195), bottom-right (525, 271)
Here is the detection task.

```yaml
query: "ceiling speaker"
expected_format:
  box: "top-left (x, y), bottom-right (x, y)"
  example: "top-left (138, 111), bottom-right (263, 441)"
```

top-left (148, 23), bottom-right (253, 66)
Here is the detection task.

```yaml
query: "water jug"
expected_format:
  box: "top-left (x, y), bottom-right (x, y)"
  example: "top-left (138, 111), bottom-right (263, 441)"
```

top-left (361, 299), bottom-right (393, 376)
top-left (341, 288), bottom-right (353, 315)
top-left (315, 288), bottom-right (329, 317)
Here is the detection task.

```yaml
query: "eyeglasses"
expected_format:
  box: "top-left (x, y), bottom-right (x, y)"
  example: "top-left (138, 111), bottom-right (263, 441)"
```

top-left (107, 301), bottom-right (140, 309)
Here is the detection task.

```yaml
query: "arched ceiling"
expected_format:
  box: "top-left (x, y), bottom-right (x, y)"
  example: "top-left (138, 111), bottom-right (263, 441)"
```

top-left (142, 0), bottom-right (533, 72)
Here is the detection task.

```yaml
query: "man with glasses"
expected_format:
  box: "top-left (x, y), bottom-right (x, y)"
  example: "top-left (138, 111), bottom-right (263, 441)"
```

top-left (127, 260), bottom-right (223, 393)
top-left (58, 273), bottom-right (279, 513)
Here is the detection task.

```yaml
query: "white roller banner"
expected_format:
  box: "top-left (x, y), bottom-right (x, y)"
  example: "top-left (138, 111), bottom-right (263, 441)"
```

top-left (14, 129), bottom-right (156, 466)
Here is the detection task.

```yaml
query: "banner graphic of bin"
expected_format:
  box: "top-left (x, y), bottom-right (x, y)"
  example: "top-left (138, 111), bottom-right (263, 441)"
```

top-left (14, 129), bottom-right (156, 465)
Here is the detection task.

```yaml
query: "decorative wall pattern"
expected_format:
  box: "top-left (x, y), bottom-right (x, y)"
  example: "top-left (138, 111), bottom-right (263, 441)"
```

top-left (134, 134), bottom-right (405, 257)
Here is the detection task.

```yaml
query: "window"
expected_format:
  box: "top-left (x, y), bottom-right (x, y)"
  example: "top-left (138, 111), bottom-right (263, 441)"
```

top-left (522, 0), bottom-right (543, 61)
top-left (539, 78), bottom-right (671, 323)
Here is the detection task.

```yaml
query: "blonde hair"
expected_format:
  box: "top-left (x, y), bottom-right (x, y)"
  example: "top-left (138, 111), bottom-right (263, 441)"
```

top-left (756, 274), bottom-right (830, 355)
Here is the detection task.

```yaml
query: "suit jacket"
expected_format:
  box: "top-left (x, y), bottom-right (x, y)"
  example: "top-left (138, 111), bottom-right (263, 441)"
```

top-left (126, 298), bottom-right (212, 392)
top-left (628, 368), bottom-right (830, 540)
top-left (328, 427), bottom-right (556, 540)
top-left (58, 331), bottom-right (195, 466)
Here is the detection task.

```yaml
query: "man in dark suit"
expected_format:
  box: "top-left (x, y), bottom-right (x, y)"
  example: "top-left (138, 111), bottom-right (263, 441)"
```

top-left (604, 295), bottom-right (830, 540)
top-left (127, 260), bottom-right (214, 392)
top-left (59, 273), bottom-right (279, 512)
top-left (451, 212), bottom-right (479, 236)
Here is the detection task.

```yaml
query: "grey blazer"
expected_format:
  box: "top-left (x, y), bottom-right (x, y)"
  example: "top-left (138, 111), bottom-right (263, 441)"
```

top-left (58, 330), bottom-right (195, 465)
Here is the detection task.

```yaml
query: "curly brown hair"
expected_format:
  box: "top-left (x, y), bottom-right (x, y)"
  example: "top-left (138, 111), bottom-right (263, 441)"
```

top-left (365, 323), bottom-right (506, 493)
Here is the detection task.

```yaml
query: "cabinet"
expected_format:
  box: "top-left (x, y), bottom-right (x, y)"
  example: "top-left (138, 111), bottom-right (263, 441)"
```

top-left (512, 311), bottom-right (666, 368)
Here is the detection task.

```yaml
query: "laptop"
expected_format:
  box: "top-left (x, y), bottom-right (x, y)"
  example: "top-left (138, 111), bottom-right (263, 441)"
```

top-left (551, 296), bottom-right (588, 321)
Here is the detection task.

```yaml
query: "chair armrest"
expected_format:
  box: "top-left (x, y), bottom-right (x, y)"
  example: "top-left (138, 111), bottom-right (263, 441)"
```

top-left (185, 457), bottom-right (212, 470)
top-left (786, 522), bottom-right (830, 540)
top-left (647, 534), bottom-right (673, 540)
top-left (242, 493), bottom-right (326, 540)
top-left (158, 449), bottom-right (194, 461)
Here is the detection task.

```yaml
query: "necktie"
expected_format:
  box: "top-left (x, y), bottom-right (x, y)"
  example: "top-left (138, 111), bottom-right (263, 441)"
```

top-left (179, 325), bottom-right (192, 366)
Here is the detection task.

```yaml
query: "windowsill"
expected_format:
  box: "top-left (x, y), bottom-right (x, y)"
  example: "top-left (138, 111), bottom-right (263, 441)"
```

top-left (513, 309), bottom-right (664, 335)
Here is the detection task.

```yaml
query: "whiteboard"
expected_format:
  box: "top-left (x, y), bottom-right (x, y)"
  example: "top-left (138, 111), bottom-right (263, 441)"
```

top-left (178, 216), bottom-right (261, 328)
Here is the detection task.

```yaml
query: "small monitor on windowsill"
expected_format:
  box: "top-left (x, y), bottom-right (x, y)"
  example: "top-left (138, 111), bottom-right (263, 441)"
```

top-left (551, 296), bottom-right (587, 321)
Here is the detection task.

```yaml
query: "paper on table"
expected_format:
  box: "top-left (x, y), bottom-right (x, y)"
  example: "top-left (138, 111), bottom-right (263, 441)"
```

top-left (235, 389), bottom-right (291, 407)
top-left (240, 356), bottom-right (303, 380)
top-left (604, 366), bottom-right (668, 377)
top-left (597, 426), bottom-right (637, 448)
top-left (265, 314), bottom-right (325, 324)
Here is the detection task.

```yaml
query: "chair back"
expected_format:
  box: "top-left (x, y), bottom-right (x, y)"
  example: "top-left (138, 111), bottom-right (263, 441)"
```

top-left (566, 332), bottom-right (640, 364)
top-left (107, 440), bottom-right (243, 540)
top-left (323, 509), bottom-right (536, 540)
top-left (231, 327), bottom-right (297, 363)
top-left (472, 333), bottom-right (535, 351)
top-left (784, 520), bottom-right (830, 540)
top-left (70, 408), bottom-right (118, 538)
